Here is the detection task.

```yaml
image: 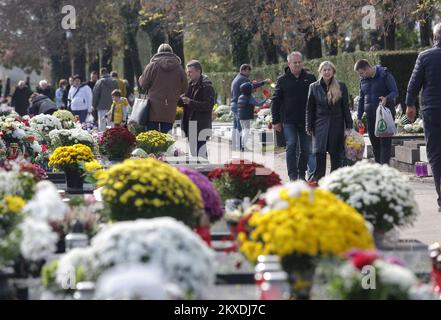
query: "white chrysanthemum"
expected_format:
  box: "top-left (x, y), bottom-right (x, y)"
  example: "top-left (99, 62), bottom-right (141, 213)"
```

top-left (20, 218), bottom-right (58, 261)
top-left (0, 170), bottom-right (27, 198)
top-left (56, 247), bottom-right (94, 288)
top-left (94, 264), bottom-right (181, 300)
top-left (23, 181), bottom-right (68, 222)
top-left (89, 217), bottom-right (215, 299)
top-left (375, 260), bottom-right (418, 290)
top-left (320, 161), bottom-right (419, 231)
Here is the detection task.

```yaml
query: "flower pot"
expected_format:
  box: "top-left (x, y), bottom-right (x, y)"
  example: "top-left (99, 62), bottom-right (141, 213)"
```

top-left (65, 170), bottom-right (84, 190)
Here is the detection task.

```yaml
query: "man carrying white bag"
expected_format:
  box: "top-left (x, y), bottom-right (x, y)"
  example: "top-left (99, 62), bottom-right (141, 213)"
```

top-left (375, 102), bottom-right (397, 138)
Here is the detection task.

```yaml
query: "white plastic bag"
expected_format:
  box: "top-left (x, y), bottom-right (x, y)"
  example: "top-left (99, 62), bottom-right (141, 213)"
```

top-left (375, 104), bottom-right (396, 138)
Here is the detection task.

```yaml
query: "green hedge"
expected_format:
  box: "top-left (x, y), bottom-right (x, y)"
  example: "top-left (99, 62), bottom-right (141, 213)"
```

top-left (208, 50), bottom-right (419, 107)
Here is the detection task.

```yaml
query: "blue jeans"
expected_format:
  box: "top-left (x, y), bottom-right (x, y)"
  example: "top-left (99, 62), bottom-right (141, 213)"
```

top-left (283, 123), bottom-right (313, 181)
top-left (146, 121), bottom-right (173, 134)
top-left (231, 105), bottom-right (242, 150)
top-left (72, 109), bottom-right (88, 123)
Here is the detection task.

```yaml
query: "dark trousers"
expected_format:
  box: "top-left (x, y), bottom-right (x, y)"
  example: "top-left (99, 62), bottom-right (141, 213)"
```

top-left (283, 123), bottom-right (312, 181)
top-left (189, 140), bottom-right (208, 159)
top-left (314, 152), bottom-right (341, 182)
top-left (366, 113), bottom-right (392, 164)
top-left (422, 108), bottom-right (441, 207)
top-left (146, 121), bottom-right (173, 134)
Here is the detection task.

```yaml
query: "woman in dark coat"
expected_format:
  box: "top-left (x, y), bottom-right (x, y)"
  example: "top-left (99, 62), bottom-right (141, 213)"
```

top-left (306, 61), bottom-right (353, 183)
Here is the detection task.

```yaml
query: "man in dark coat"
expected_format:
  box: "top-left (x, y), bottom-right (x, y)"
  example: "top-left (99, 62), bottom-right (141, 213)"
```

top-left (271, 52), bottom-right (317, 181)
top-left (28, 93), bottom-right (58, 115)
top-left (180, 60), bottom-right (215, 159)
top-left (11, 81), bottom-right (33, 116)
top-left (406, 22), bottom-right (441, 212)
top-left (355, 59), bottom-right (398, 164)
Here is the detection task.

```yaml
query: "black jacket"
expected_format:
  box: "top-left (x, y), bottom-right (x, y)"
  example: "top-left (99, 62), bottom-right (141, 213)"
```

top-left (180, 75), bottom-right (216, 139)
top-left (271, 68), bottom-right (317, 126)
top-left (28, 95), bottom-right (57, 116)
top-left (406, 42), bottom-right (441, 110)
top-left (11, 86), bottom-right (33, 116)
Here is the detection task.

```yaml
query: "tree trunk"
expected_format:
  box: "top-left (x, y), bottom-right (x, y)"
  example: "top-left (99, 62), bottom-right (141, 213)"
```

top-left (73, 40), bottom-right (86, 81)
top-left (419, 17), bottom-right (432, 47)
top-left (123, 47), bottom-right (135, 88)
top-left (230, 24), bottom-right (253, 68)
top-left (328, 22), bottom-right (338, 56)
top-left (50, 37), bottom-right (71, 83)
top-left (384, 20), bottom-right (396, 50)
top-left (168, 30), bottom-right (185, 67)
top-left (101, 45), bottom-right (113, 71)
top-left (89, 51), bottom-right (100, 74)
top-left (305, 34), bottom-right (322, 59)
top-left (143, 21), bottom-right (167, 56)
top-left (261, 33), bottom-right (278, 64)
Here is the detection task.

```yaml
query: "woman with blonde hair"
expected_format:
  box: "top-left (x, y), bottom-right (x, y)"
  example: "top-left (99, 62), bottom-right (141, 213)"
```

top-left (306, 61), bottom-right (353, 184)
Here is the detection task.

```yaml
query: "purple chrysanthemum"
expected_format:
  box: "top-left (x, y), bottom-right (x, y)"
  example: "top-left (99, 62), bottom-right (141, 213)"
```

top-left (177, 166), bottom-right (224, 223)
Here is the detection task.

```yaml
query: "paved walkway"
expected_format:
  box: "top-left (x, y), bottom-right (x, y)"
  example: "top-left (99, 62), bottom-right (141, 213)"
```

top-left (177, 137), bottom-right (440, 246)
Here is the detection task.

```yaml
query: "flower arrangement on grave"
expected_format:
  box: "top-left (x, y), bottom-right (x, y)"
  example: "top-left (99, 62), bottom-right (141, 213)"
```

top-left (48, 128), bottom-right (96, 152)
top-left (0, 118), bottom-right (42, 160)
top-left (45, 218), bottom-right (215, 299)
top-left (177, 167), bottom-right (224, 223)
top-left (320, 161), bottom-right (419, 233)
top-left (208, 160), bottom-right (281, 201)
top-left (135, 130), bottom-right (175, 155)
top-left (29, 114), bottom-right (62, 142)
top-left (95, 158), bottom-right (203, 226)
top-left (98, 127), bottom-right (136, 160)
top-left (324, 249), bottom-right (435, 300)
top-left (238, 181), bottom-right (374, 299)
top-left (53, 110), bottom-right (77, 129)
top-left (48, 144), bottom-right (96, 174)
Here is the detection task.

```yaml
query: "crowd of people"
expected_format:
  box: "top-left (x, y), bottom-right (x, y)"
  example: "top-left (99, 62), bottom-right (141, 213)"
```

top-left (1, 21), bottom-right (440, 211)
top-left (2, 69), bottom-right (135, 128)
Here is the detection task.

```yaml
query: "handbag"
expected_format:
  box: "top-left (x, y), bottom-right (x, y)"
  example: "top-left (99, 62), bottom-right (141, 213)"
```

top-left (128, 94), bottom-right (150, 126)
top-left (375, 103), bottom-right (396, 138)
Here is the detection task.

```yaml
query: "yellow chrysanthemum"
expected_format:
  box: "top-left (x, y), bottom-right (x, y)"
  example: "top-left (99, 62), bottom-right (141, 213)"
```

top-left (4, 195), bottom-right (26, 214)
top-left (49, 144), bottom-right (96, 171)
top-left (96, 158), bottom-right (202, 225)
top-left (239, 186), bottom-right (374, 262)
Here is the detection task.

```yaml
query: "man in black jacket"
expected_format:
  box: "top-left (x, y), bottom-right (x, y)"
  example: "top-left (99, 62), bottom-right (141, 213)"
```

top-left (271, 52), bottom-right (317, 181)
top-left (11, 81), bottom-right (33, 116)
top-left (406, 23), bottom-right (441, 212)
top-left (180, 60), bottom-right (215, 159)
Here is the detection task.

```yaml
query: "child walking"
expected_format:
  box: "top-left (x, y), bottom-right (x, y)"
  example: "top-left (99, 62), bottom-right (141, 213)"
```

top-left (237, 82), bottom-right (266, 151)
top-left (107, 89), bottom-right (129, 127)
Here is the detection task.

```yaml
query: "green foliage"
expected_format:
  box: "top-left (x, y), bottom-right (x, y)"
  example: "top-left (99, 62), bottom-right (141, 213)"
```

top-left (41, 260), bottom-right (59, 289)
